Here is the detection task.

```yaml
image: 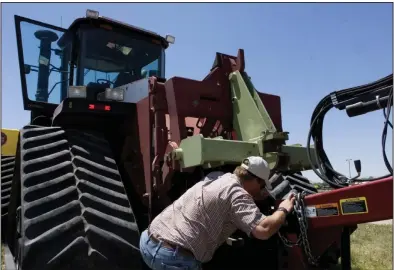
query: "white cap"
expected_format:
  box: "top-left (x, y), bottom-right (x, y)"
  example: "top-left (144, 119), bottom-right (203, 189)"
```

top-left (241, 156), bottom-right (272, 189)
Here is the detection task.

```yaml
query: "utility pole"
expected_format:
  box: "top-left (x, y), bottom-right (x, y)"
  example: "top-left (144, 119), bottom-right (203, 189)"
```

top-left (346, 159), bottom-right (352, 178)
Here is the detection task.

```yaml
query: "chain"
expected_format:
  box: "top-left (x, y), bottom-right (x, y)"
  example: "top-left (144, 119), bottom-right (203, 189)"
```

top-left (278, 192), bottom-right (321, 266)
top-left (278, 229), bottom-right (301, 248)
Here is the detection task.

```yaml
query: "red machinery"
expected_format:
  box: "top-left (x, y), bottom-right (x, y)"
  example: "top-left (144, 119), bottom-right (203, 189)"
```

top-left (136, 48), bottom-right (393, 269)
top-left (4, 10), bottom-right (392, 270)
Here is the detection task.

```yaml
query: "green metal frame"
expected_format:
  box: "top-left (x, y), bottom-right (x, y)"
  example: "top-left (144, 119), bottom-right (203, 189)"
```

top-left (170, 70), bottom-right (318, 173)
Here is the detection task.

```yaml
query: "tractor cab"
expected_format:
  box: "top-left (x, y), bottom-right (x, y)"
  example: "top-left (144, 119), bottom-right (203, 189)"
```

top-left (15, 10), bottom-right (174, 121)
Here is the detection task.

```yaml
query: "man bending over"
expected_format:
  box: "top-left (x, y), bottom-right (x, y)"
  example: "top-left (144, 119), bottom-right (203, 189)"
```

top-left (139, 156), bottom-right (295, 270)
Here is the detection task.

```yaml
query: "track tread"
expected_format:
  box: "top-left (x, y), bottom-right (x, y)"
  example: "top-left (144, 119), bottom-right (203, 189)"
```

top-left (18, 126), bottom-right (141, 270)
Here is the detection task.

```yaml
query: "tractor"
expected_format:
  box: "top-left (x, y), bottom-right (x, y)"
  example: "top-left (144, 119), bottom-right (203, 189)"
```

top-left (2, 9), bottom-right (392, 270)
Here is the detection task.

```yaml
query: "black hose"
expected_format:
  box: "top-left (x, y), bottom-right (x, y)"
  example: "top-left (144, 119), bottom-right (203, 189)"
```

top-left (306, 103), bottom-right (346, 188)
top-left (307, 74), bottom-right (393, 188)
top-left (383, 109), bottom-right (393, 128)
top-left (382, 87), bottom-right (393, 174)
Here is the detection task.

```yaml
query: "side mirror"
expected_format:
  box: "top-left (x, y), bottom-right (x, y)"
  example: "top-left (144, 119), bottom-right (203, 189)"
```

top-left (348, 159), bottom-right (362, 183)
top-left (354, 160), bottom-right (361, 174)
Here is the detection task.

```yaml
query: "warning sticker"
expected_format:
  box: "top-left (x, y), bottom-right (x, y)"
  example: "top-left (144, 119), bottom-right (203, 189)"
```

top-left (315, 203), bottom-right (339, 217)
top-left (340, 197), bottom-right (368, 215)
top-left (39, 55), bottom-right (49, 66)
top-left (305, 206), bottom-right (317, 217)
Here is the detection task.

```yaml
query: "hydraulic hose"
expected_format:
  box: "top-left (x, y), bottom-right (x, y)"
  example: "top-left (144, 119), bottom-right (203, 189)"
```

top-left (307, 74), bottom-right (393, 188)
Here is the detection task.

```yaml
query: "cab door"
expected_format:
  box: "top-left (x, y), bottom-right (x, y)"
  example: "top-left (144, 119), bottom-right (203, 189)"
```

top-left (15, 15), bottom-right (69, 112)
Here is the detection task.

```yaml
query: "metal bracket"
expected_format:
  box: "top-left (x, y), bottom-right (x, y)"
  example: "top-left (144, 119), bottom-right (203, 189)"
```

top-left (226, 237), bottom-right (245, 247)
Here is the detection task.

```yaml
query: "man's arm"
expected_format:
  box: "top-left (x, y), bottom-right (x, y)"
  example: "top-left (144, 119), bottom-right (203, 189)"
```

top-left (251, 210), bottom-right (287, 240)
top-left (230, 188), bottom-right (294, 240)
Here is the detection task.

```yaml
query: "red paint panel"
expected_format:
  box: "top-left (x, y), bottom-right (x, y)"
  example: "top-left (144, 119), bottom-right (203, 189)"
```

top-left (165, 77), bottom-right (232, 120)
top-left (305, 177), bottom-right (393, 228)
top-left (136, 97), bottom-right (152, 196)
top-left (258, 92), bottom-right (283, 132)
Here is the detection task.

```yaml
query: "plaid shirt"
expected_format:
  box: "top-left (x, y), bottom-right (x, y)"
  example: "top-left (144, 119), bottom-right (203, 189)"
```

top-left (149, 172), bottom-right (266, 262)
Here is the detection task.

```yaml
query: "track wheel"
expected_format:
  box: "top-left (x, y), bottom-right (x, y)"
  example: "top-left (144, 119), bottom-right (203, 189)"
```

top-left (11, 126), bottom-right (142, 270)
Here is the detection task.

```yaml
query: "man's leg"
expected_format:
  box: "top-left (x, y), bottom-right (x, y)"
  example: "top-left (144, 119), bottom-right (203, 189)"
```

top-left (151, 246), bottom-right (201, 270)
top-left (139, 229), bottom-right (156, 269)
top-left (139, 229), bottom-right (201, 270)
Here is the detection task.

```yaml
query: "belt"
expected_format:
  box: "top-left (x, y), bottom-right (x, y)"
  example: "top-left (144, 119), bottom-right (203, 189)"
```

top-left (148, 229), bottom-right (194, 258)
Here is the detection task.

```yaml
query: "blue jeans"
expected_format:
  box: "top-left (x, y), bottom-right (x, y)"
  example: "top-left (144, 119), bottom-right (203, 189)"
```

top-left (139, 229), bottom-right (202, 270)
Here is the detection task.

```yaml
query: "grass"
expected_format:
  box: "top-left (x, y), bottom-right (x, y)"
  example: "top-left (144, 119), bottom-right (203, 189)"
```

top-left (348, 223), bottom-right (392, 270)
top-left (329, 223), bottom-right (393, 270)
top-left (1, 224), bottom-right (392, 270)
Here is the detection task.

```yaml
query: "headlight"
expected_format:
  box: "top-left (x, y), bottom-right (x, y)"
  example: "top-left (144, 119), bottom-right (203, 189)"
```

top-left (86, 9), bottom-right (99, 19)
top-left (166, 35), bottom-right (175, 44)
top-left (68, 86), bottom-right (87, 98)
top-left (105, 88), bottom-right (124, 101)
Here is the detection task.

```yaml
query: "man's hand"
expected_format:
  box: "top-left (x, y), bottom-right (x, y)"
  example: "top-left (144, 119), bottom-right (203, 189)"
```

top-left (278, 193), bottom-right (296, 213)
top-left (251, 193), bottom-right (296, 240)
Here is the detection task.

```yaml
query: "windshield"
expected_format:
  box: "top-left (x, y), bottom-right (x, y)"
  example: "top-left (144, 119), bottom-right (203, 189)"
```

top-left (18, 20), bottom-right (166, 106)
top-left (77, 28), bottom-right (165, 88)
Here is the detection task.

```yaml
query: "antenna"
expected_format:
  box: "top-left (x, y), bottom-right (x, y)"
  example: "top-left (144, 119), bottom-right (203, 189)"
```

top-left (60, 16), bottom-right (63, 27)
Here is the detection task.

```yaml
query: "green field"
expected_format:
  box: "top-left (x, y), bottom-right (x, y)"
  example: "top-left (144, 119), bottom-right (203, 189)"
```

top-left (348, 224), bottom-right (392, 270)
top-left (1, 224), bottom-right (392, 270)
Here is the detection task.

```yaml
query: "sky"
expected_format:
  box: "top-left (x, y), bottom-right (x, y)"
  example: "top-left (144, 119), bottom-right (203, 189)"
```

top-left (1, 3), bottom-right (393, 182)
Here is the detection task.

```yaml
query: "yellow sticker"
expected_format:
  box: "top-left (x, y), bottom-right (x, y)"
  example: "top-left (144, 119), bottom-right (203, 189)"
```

top-left (340, 197), bottom-right (368, 215)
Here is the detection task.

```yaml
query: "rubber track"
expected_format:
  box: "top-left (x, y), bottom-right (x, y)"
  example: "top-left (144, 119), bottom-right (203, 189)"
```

top-left (18, 126), bottom-right (142, 270)
top-left (1, 155), bottom-right (15, 241)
